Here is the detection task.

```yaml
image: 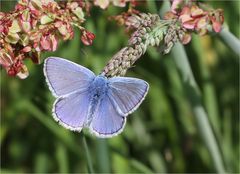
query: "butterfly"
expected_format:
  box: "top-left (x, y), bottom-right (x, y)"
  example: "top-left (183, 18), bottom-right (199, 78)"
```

top-left (43, 57), bottom-right (149, 138)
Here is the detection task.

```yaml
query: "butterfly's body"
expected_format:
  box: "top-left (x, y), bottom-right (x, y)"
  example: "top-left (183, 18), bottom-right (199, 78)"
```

top-left (44, 57), bottom-right (149, 138)
top-left (86, 75), bottom-right (109, 126)
top-left (89, 75), bottom-right (108, 99)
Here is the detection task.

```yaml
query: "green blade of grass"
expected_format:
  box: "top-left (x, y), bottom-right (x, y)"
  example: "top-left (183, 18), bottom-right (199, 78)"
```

top-left (130, 159), bottom-right (154, 174)
top-left (110, 146), bottom-right (154, 173)
top-left (148, 150), bottom-right (166, 173)
top-left (34, 152), bottom-right (50, 173)
top-left (56, 142), bottom-right (69, 173)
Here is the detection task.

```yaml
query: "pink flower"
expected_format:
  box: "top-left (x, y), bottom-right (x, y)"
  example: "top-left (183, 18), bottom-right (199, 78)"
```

top-left (0, 49), bottom-right (28, 79)
top-left (166, 2), bottom-right (224, 34)
top-left (55, 21), bottom-right (74, 40)
top-left (0, 13), bottom-right (12, 36)
top-left (209, 9), bottom-right (224, 33)
top-left (7, 58), bottom-right (29, 79)
top-left (40, 35), bottom-right (51, 51)
top-left (81, 30), bottom-right (95, 46)
top-left (0, 51), bottom-right (13, 68)
top-left (1, 0), bottom-right (91, 78)
top-left (50, 34), bottom-right (58, 51)
top-left (40, 34), bottom-right (58, 51)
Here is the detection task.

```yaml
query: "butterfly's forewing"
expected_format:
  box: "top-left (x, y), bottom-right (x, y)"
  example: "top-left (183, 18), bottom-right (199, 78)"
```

top-left (44, 57), bottom-right (95, 97)
top-left (108, 77), bottom-right (149, 116)
top-left (89, 96), bottom-right (126, 138)
top-left (53, 91), bottom-right (91, 131)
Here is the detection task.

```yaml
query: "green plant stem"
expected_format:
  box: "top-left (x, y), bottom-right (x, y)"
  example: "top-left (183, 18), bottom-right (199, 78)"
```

top-left (96, 139), bottom-right (111, 172)
top-left (82, 135), bottom-right (94, 173)
top-left (218, 28), bottom-right (240, 56)
top-left (160, 1), bottom-right (226, 172)
top-left (171, 43), bottom-right (225, 173)
top-left (192, 35), bottom-right (221, 140)
top-left (130, 159), bottom-right (153, 174)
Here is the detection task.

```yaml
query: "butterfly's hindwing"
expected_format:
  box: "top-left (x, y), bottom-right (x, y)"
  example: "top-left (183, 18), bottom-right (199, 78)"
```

top-left (89, 95), bottom-right (126, 138)
top-left (53, 90), bottom-right (91, 131)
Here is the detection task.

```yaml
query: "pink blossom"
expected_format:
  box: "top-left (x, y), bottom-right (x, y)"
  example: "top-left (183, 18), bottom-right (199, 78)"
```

top-left (40, 35), bottom-right (51, 51)
top-left (81, 30), bottom-right (95, 46)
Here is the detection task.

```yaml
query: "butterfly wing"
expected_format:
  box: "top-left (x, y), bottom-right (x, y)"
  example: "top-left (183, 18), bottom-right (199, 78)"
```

top-left (89, 96), bottom-right (126, 138)
top-left (44, 57), bottom-right (95, 97)
top-left (53, 90), bottom-right (91, 131)
top-left (108, 77), bottom-right (149, 116)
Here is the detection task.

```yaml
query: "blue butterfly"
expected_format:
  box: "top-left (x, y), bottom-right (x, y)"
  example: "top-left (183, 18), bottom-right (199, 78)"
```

top-left (43, 57), bottom-right (149, 138)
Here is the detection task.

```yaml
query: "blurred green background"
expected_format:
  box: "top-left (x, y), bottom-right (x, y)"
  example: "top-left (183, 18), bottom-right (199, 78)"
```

top-left (1, 1), bottom-right (239, 173)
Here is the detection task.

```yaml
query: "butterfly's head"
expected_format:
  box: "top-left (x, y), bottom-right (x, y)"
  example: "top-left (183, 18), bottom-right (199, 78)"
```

top-left (90, 75), bottom-right (109, 95)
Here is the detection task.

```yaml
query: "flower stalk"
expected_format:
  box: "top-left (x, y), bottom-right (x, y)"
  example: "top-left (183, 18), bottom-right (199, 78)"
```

top-left (102, 0), bottom-right (224, 77)
top-left (102, 13), bottom-right (170, 77)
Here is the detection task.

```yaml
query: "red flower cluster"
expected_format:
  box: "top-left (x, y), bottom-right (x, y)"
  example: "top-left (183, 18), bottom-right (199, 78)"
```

top-left (164, 0), bottom-right (224, 42)
top-left (0, 0), bottom-right (94, 78)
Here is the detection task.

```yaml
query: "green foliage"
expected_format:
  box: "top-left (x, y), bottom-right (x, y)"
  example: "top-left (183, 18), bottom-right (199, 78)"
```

top-left (1, 1), bottom-right (239, 173)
